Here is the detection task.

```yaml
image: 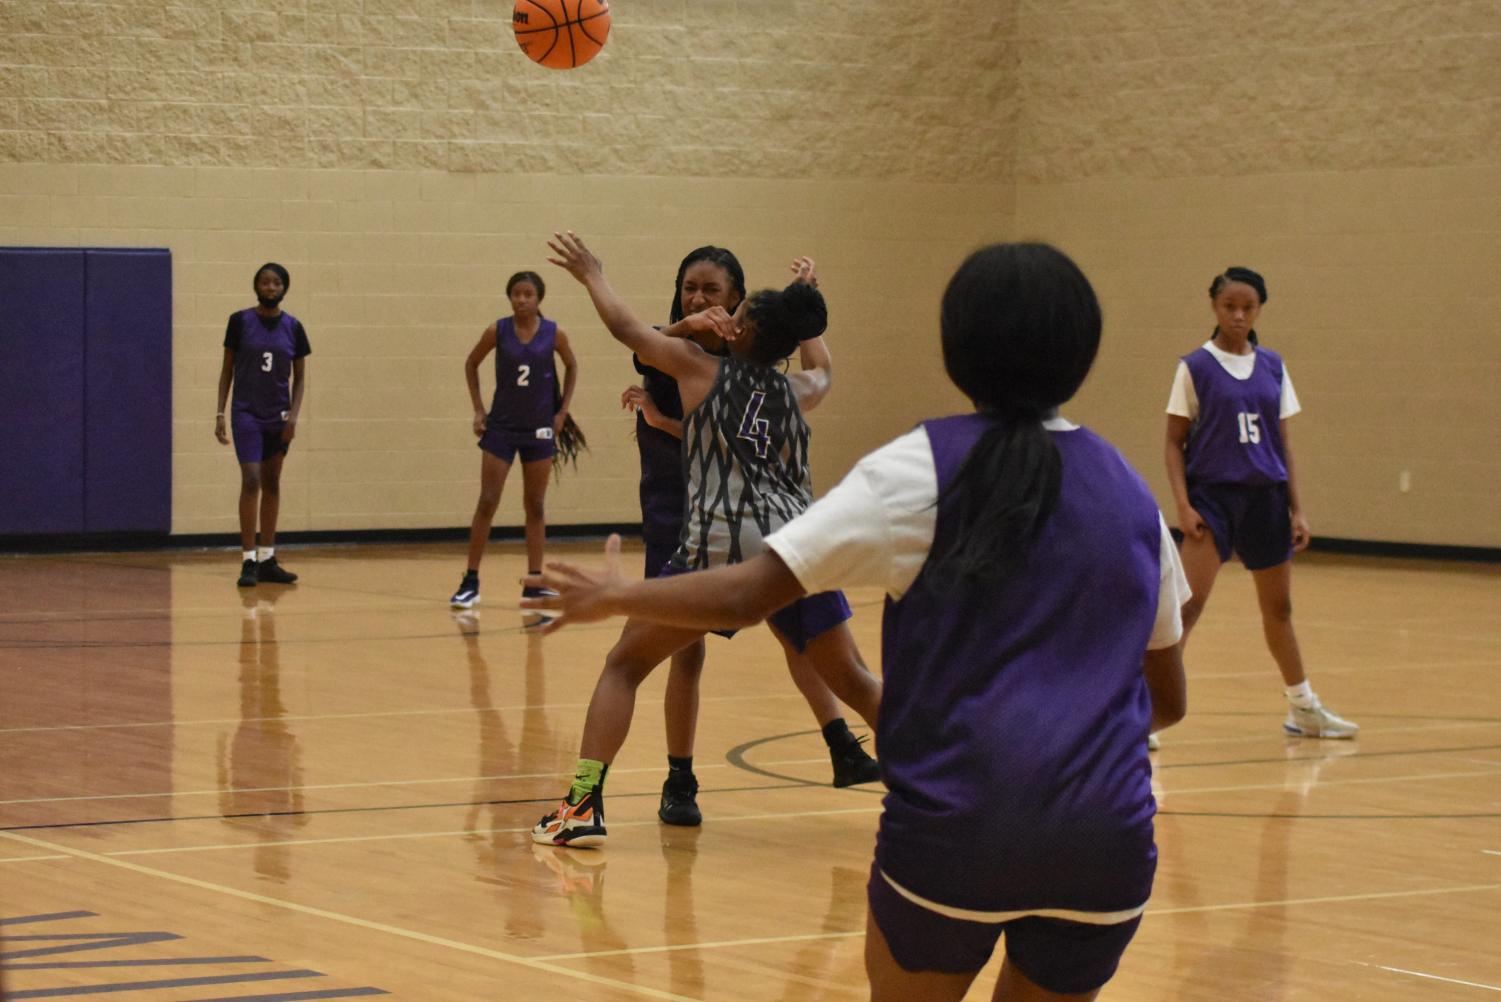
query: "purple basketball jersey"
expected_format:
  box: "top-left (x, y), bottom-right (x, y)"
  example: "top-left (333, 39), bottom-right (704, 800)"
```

top-left (230, 309), bottom-right (302, 426)
top-left (1182, 346), bottom-right (1289, 486)
top-left (877, 414), bottom-right (1162, 914)
top-left (633, 355), bottom-right (688, 546)
top-left (488, 316), bottom-right (557, 434)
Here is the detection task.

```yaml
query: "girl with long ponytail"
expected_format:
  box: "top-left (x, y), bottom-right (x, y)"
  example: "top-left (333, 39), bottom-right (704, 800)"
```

top-left (527, 241), bottom-right (1190, 1001)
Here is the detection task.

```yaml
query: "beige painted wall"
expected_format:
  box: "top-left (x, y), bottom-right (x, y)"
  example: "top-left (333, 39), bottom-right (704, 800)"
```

top-left (2, 0), bottom-right (1497, 547)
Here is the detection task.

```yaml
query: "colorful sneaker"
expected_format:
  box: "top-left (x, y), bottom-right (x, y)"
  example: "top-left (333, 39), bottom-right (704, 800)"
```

top-left (256, 557), bottom-right (298, 585)
top-left (532, 790), bottom-right (606, 848)
top-left (450, 573), bottom-right (480, 610)
top-left (658, 773), bottom-right (702, 827)
top-left (830, 735), bottom-right (881, 788)
top-left (1284, 700), bottom-right (1359, 739)
top-left (236, 559), bottom-right (258, 588)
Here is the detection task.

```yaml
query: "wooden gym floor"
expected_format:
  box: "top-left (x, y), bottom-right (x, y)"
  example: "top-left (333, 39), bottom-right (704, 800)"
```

top-left (2, 541), bottom-right (1498, 1000)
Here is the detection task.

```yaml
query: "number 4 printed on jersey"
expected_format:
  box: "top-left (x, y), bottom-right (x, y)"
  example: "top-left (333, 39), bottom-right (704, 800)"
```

top-left (738, 391), bottom-right (771, 458)
top-left (1237, 412), bottom-right (1262, 444)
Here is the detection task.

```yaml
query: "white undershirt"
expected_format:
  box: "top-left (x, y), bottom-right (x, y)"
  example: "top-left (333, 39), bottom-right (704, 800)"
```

top-left (765, 417), bottom-right (1189, 650)
top-left (1165, 341), bottom-right (1301, 421)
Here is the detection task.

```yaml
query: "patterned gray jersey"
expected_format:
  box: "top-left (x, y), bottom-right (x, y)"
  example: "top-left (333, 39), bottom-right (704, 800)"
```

top-left (672, 356), bottom-right (813, 570)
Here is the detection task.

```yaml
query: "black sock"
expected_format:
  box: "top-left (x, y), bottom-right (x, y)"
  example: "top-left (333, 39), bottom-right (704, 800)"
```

top-left (464, 568), bottom-right (478, 578)
top-left (821, 717), bottom-right (858, 749)
top-left (667, 755), bottom-right (694, 775)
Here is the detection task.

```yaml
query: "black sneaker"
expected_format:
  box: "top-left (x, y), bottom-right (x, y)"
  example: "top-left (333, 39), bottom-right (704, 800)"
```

top-left (658, 773), bottom-right (702, 827)
top-left (236, 559), bottom-right (258, 588)
top-left (451, 573), bottom-right (480, 609)
top-left (256, 557), bottom-right (298, 585)
top-left (831, 735), bottom-right (881, 788)
top-left (521, 584), bottom-right (556, 628)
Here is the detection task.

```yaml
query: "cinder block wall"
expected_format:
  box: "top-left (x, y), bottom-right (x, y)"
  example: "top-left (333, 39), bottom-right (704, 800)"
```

top-left (0, 1), bottom-right (1011, 536)
top-left (3, 0), bottom-right (1497, 547)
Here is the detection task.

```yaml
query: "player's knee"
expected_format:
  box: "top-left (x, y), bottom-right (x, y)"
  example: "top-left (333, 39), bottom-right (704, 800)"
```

top-left (476, 490), bottom-right (501, 515)
top-left (602, 644), bottom-right (658, 688)
top-left (523, 496), bottom-right (545, 521)
top-left (260, 475), bottom-right (281, 496)
top-left (239, 471), bottom-right (261, 494)
top-left (1262, 594), bottom-right (1293, 623)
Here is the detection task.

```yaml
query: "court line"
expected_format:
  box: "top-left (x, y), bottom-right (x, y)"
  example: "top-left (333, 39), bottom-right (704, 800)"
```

top-left (0, 757), bottom-right (841, 807)
top-left (0, 691), bottom-right (838, 736)
top-left (0, 806), bottom-right (884, 862)
top-left (0, 830), bottom-right (705, 1002)
top-left (1362, 964), bottom-right (1501, 993)
top-left (532, 882), bottom-right (1501, 961)
top-left (1162, 766), bottom-right (1501, 797)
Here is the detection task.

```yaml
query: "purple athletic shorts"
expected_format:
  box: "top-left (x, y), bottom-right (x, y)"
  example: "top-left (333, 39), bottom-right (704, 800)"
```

top-left (1188, 481), bottom-right (1293, 570)
top-left (867, 863), bottom-right (1142, 993)
top-left (231, 418), bottom-right (289, 464)
top-left (479, 425), bottom-right (555, 464)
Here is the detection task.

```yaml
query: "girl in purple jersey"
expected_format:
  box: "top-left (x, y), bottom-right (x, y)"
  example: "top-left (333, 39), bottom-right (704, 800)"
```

top-left (624, 246), bottom-right (878, 828)
top-left (450, 271), bottom-right (581, 615)
top-left (1164, 267), bottom-right (1357, 739)
top-left (525, 243), bottom-right (1189, 1000)
top-left (215, 263), bottom-right (309, 587)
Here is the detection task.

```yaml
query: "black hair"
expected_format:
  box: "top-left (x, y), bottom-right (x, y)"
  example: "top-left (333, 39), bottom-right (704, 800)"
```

top-left (742, 281), bottom-right (827, 366)
top-left (551, 375), bottom-right (587, 480)
top-left (254, 262), bottom-right (289, 308)
top-left (507, 270), bottom-right (546, 302)
top-left (928, 243), bottom-right (1102, 583)
top-left (668, 246), bottom-right (746, 324)
top-left (1209, 266), bottom-right (1265, 345)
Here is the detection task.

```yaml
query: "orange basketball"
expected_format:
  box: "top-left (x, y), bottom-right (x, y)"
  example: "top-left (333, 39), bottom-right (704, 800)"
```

top-left (513, 0), bottom-right (611, 70)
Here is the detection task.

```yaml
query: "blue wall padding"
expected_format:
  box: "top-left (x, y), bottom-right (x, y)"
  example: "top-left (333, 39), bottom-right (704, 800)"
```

top-left (0, 247), bottom-right (172, 536)
top-left (84, 249), bottom-right (172, 532)
top-left (0, 249), bottom-right (88, 534)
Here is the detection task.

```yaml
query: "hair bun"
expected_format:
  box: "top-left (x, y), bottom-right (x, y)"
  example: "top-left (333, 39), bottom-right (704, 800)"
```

top-left (781, 281), bottom-right (828, 341)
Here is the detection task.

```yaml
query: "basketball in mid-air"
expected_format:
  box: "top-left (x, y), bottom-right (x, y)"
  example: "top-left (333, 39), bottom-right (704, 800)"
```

top-left (513, 0), bottom-right (611, 70)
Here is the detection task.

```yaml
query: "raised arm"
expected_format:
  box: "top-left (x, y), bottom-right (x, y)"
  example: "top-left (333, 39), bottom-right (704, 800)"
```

top-left (786, 257), bottom-right (832, 411)
top-left (546, 231), bottom-right (731, 383)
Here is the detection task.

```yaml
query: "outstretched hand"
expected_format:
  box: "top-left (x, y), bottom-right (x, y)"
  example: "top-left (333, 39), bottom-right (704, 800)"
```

top-left (789, 256), bottom-right (819, 288)
top-left (545, 231), bottom-right (603, 284)
top-left (520, 534), bottom-right (628, 634)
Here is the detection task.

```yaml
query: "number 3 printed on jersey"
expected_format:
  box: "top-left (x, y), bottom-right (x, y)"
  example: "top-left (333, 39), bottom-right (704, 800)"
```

top-left (737, 391), bottom-right (771, 458)
top-left (1237, 412), bottom-right (1262, 444)
top-left (261, 351), bottom-right (274, 372)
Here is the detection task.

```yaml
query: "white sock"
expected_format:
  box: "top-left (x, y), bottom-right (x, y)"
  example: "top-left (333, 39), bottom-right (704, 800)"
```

top-left (1284, 681), bottom-right (1316, 709)
top-left (256, 546), bottom-right (274, 562)
top-left (242, 550), bottom-right (256, 562)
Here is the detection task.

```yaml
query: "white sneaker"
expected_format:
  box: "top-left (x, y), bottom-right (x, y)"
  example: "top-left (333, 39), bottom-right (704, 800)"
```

top-left (1147, 733), bottom-right (1161, 751)
top-left (1284, 700), bottom-right (1358, 739)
